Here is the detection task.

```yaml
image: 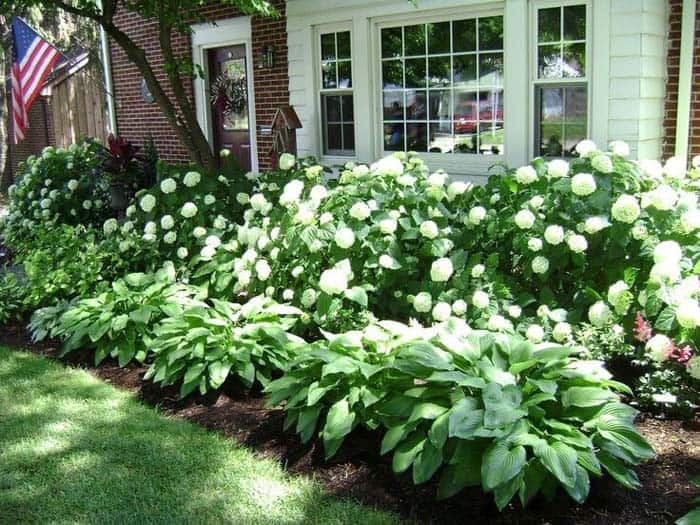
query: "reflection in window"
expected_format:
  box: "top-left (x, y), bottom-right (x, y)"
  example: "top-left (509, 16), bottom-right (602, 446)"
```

top-left (320, 31), bottom-right (355, 156)
top-left (534, 4), bottom-right (588, 157)
top-left (380, 16), bottom-right (504, 156)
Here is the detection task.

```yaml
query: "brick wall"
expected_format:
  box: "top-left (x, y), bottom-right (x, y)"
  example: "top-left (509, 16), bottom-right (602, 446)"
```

top-left (109, 1), bottom-right (288, 171)
top-left (663, 0), bottom-right (700, 159)
top-left (7, 96), bottom-right (54, 177)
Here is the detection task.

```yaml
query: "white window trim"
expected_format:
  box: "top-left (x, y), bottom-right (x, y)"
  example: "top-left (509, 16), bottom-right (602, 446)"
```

top-left (287, 0), bottom-right (610, 180)
top-left (314, 22), bottom-right (357, 165)
top-left (191, 17), bottom-right (259, 172)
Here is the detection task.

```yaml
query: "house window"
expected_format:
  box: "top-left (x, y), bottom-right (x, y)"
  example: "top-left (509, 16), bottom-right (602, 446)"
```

top-left (534, 4), bottom-right (588, 157)
top-left (380, 16), bottom-right (504, 156)
top-left (320, 31), bottom-right (355, 156)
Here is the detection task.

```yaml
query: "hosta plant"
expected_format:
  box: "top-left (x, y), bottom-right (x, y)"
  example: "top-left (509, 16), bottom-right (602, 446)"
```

top-left (53, 264), bottom-right (206, 366)
top-left (145, 296), bottom-right (303, 397)
top-left (266, 318), bottom-right (655, 508)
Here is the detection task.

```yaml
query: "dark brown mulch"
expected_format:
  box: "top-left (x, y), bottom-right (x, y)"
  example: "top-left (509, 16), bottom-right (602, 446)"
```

top-left (2, 323), bottom-right (698, 525)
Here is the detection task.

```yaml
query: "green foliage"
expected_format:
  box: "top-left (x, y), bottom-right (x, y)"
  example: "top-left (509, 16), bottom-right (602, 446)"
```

top-left (145, 296), bottom-right (302, 397)
top-left (267, 319), bottom-right (654, 508)
top-left (0, 271), bottom-right (25, 324)
top-left (676, 475), bottom-right (700, 525)
top-left (52, 265), bottom-right (205, 366)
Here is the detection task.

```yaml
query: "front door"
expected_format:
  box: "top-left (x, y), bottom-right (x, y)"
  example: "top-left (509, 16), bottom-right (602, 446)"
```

top-left (208, 45), bottom-right (252, 171)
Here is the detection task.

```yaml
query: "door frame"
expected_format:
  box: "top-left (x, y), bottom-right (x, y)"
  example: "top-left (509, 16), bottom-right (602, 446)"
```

top-left (191, 16), bottom-right (259, 172)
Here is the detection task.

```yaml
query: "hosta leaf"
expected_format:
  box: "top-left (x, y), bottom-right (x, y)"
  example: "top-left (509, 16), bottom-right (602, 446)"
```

top-left (437, 462), bottom-right (480, 499)
top-left (576, 449), bottom-right (602, 476)
top-left (676, 508), bottom-right (700, 525)
top-left (448, 398), bottom-right (484, 439)
top-left (408, 402), bottom-right (448, 423)
top-left (481, 441), bottom-right (527, 491)
top-left (392, 432), bottom-right (426, 474)
top-left (534, 440), bottom-right (578, 489)
top-left (306, 381), bottom-right (336, 406)
top-left (518, 459), bottom-right (546, 506)
top-left (208, 361), bottom-right (232, 389)
top-left (493, 472), bottom-right (522, 511)
top-left (597, 429), bottom-right (655, 461)
top-left (381, 425), bottom-right (409, 455)
top-left (183, 362), bottom-right (206, 385)
top-left (428, 412), bottom-right (450, 449)
top-left (563, 465), bottom-right (590, 503)
top-left (322, 399), bottom-right (356, 458)
top-left (296, 405), bottom-right (322, 443)
top-left (561, 387), bottom-right (616, 408)
top-left (343, 287), bottom-right (368, 308)
top-left (412, 441), bottom-right (443, 484)
top-left (598, 451), bottom-right (641, 489)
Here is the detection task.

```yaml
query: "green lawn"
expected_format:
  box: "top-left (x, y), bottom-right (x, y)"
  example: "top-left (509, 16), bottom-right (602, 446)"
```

top-left (0, 346), bottom-right (399, 525)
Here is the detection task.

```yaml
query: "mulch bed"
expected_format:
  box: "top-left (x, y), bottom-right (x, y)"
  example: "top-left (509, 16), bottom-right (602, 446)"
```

top-left (1, 323), bottom-right (698, 525)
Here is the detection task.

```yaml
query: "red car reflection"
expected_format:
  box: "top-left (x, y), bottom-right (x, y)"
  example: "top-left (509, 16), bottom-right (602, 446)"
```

top-left (454, 100), bottom-right (503, 134)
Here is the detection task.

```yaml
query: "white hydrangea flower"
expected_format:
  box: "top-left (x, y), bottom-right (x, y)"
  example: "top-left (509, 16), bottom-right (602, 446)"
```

top-left (379, 254), bottom-right (396, 269)
top-left (144, 221), bottom-right (157, 235)
top-left (530, 195), bottom-right (545, 209)
top-left (681, 209), bottom-right (700, 232)
top-left (488, 314), bottom-right (512, 331)
top-left (204, 194), bottom-right (216, 205)
top-left (609, 140), bottom-right (630, 157)
top-left (664, 156), bottom-right (687, 180)
top-left (163, 231), bottom-right (177, 244)
top-left (567, 234), bottom-right (588, 253)
top-left (646, 185), bottom-right (677, 211)
top-left (583, 216), bottom-right (610, 234)
top-left (515, 165), bottom-right (538, 185)
top-left (160, 178), bottom-right (177, 194)
top-left (607, 281), bottom-right (629, 306)
top-left (447, 181), bottom-right (469, 201)
top-left (205, 235), bottom-right (221, 248)
top-left (305, 165), bottom-right (324, 179)
top-left (250, 193), bottom-right (267, 211)
top-left (452, 299), bottom-right (468, 316)
top-left (413, 292), bottom-right (433, 313)
top-left (334, 227), bottom-right (355, 249)
top-left (279, 153), bottom-right (296, 170)
top-left (471, 264), bottom-right (485, 278)
top-left (193, 226), bottom-right (207, 238)
top-left (349, 201), bottom-right (371, 221)
top-left (142, 233), bottom-right (156, 242)
top-left (508, 305), bottom-right (522, 318)
top-left (419, 220), bottom-right (439, 239)
top-left (431, 302), bottom-right (451, 321)
top-left (430, 257), bottom-right (454, 282)
top-left (552, 322), bottom-right (572, 342)
top-left (282, 289), bottom-right (295, 301)
top-left (238, 270), bottom-right (252, 287)
top-left (183, 171), bottom-right (201, 187)
top-left (319, 268), bottom-right (349, 295)
top-left (472, 290), bottom-right (490, 309)
top-left (468, 206), bottom-right (487, 225)
top-left (532, 256), bottom-right (549, 274)
top-left (126, 205), bottom-right (136, 217)
top-left (291, 265), bottom-right (304, 278)
top-left (547, 159), bottom-right (569, 178)
top-left (428, 171), bottom-right (448, 187)
top-left (591, 154), bottom-right (613, 174)
top-left (67, 179), bottom-right (78, 191)
top-left (236, 193), bottom-right (250, 205)
top-left (544, 225), bottom-right (564, 245)
top-left (687, 356), bottom-right (700, 380)
top-left (310, 185), bottom-right (328, 203)
top-left (301, 288), bottom-right (317, 307)
top-left (371, 155), bottom-right (404, 176)
top-left (103, 218), bottom-right (118, 235)
top-left (630, 223), bottom-right (647, 240)
top-left (528, 238), bottom-right (543, 252)
top-left (575, 139), bottom-right (597, 157)
top-left (213, 216), bottom-right (227, 230)
top-left (40, 198), bottom-right (52, 209)
top-left (588, 301), bottom-right (612, 327)
top-left (121, 221), bottom-right (134, 233)
top-left (654, 240), bottom-right (683, 264)
top-left (526, 324), bottom-right (544, 343)
top-left (611, 195), bottom-right (640, 223)
top-left (177, 247), bottom-right (189, 259)
top-left (180, 202), bottom-right (198, 218)
top-left (255, 259), bottom-right (272, 281)
top-left (676, 300), bottom-right (700, 329)
top-left (140, 194), bottom-right (156, 213)
top-left (294, 205), bottom-right (315, 225)
top-left (649, 261), bottom-right (681, 284)
top-left (646, 334), bottom-right (671, 362)
top-left (160, 215), bottom-right (175, 230)
top-left (352, 165), bottom-right (370, 177)
top-left (83, 200), bottom-right (93, 210)
top-left (379, 218), bottom-right (398, 234)
top-left (514, 209), bottom-right (536, 229)
top-left (318, 212), bottom-right (334, 225)
top-left (199, 245), bottom-right (216, 259)
top-left (571, 173), bottom-right (597, 196)
top-left (638, 159), bottom-right (664, 180)
top-left (119, 240), bottom-right (131, 252)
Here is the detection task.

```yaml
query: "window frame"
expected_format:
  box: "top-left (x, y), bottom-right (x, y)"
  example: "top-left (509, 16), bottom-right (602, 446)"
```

top-left (315, 22), bottom-right (357, 161)
top-left (529, 0), bottom-right (592, 158)
top-left (372, 5), bottom-right (505, 175)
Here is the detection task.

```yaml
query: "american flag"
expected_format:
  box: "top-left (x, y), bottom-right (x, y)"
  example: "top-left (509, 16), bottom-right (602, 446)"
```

top-left (11, 17), bottom-right (61, 143)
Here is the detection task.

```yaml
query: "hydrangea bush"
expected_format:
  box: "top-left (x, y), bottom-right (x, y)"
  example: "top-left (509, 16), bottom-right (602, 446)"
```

top-left (1, 142), bottom-right (112, 247)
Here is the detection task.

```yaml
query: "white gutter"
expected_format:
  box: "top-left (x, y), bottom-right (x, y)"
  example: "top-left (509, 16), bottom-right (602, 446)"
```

top-left (97, 0), bottom-right (118, 135)
top-left (675, 0), bottom-right (696, 159)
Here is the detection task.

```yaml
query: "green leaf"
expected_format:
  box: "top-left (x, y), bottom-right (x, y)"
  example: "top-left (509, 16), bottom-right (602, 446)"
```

top-left (343, 287), bottom-right (368, 308)
top-left (481, 441), bottom-right (527, 491)
top-left (184, 362), bottom-right (206, 386)
top-left (448, 398), bottom-right (484, 439)
top-left (655, 306), bottom-right (677, 331)
top-left (408, 402), bottom-right (448, 423)
top-left (413, 441), bottom-right (443, 484)
top-left (392, 432), bottom-right (426, 474)
top-left (518, 459), bottom-right (546, 506)
top-left (428, 412), bottom-right (450, 449)
top-left (534, 440), bottom-right (578, 488)
top-left (563, 465), bottom-right (590, 503)
top-left (493, 472), bottom-right (522, 511)
top-left (561, 387), bottom-right (617, 408)
top-left (598, 451), bottom-right (641, 489)
top-left (208, 361), bottom-right (232, 389)
top-left (675, 508), bottom-right (700, 525)
top-left (381, 425), bottom-right (409, 455)
top-left (322, 399), bottom-right (356, 458)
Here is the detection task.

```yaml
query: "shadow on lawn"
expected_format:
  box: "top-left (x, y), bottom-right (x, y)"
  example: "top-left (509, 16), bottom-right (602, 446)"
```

top-left (0, 350), bottom-right (397, 525)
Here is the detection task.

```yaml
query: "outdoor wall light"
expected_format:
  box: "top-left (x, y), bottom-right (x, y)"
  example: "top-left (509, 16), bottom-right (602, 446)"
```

top-left (258, 45), bottom-right (275, 69)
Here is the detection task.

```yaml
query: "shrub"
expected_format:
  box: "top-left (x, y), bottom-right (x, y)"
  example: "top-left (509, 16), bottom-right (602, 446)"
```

top-left (0, 271), bottom-right (25, 324)
top-left (52, 264), bottom-right (205, 366)
top-left (1, 141), bottom-right (112, 247)
top-left (145, 296), bottom-right (302, 397)
top-left (266, 319), bottom-right (655, 508)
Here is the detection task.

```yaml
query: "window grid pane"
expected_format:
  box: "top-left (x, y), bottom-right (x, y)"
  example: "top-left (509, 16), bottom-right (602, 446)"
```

top-left (320, 30), bottom-right (355, 156)
top-left (380, 15), bottom-right (504, 156)
top-left (536, 5), bottom-right (586, 80)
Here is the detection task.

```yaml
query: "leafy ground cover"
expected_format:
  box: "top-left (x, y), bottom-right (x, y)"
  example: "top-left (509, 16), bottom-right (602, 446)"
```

top-left (0, 344), bottom-right (398, 525)
top-left (1, 327), bottom-right (698, 525)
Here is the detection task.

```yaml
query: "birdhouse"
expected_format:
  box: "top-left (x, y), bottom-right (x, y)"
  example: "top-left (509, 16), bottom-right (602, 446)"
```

top-left (269, 105), bottom-right (302, 168)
